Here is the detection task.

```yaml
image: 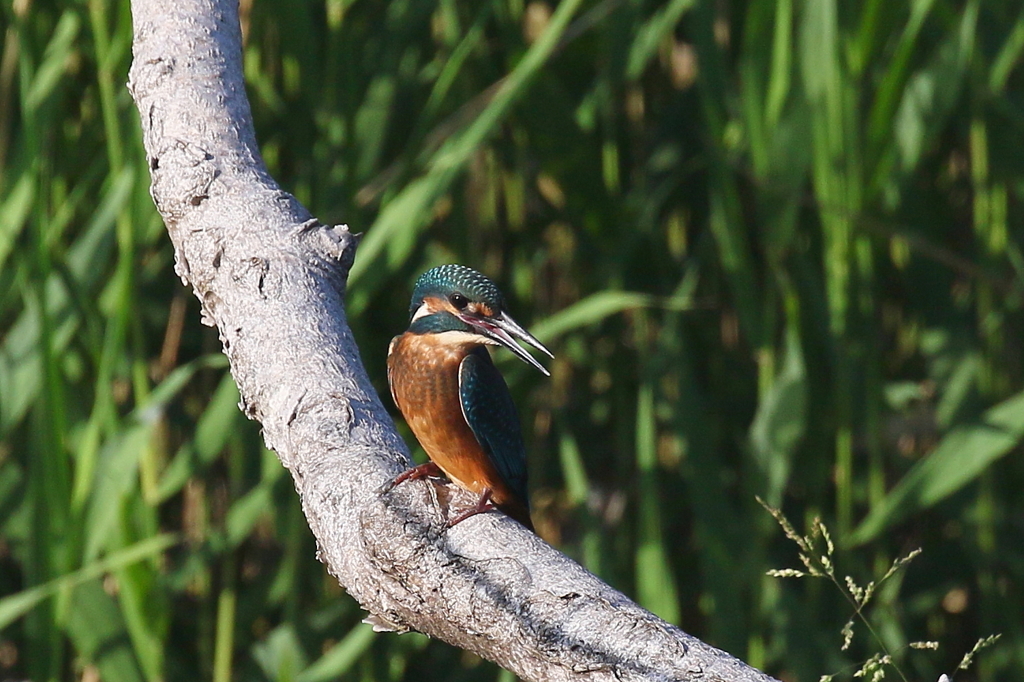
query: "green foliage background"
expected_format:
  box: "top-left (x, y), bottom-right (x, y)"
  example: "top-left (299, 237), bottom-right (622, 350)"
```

top-left (2, 0), bottom-right (1024, 679)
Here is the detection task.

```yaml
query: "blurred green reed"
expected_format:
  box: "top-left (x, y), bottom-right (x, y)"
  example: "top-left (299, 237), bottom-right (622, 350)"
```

top-left (2, 0), bottom-right (1024, 680)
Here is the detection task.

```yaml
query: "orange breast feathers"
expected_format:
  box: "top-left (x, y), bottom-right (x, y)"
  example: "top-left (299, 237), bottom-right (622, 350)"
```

top-left (387, 333), bottom-right (516, 506)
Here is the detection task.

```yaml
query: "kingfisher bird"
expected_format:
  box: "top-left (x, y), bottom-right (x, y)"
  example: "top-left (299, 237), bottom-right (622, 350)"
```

top-left (386, 264), bottom-right (552, 532)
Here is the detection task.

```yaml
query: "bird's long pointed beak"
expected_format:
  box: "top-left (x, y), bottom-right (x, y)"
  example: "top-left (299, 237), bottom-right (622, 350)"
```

top-left (465, 312), bottom-right (553, 376)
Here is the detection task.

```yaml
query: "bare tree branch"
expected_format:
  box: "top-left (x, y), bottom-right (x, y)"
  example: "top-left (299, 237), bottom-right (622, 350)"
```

top-left (127, 1), bottom-right (780, 680)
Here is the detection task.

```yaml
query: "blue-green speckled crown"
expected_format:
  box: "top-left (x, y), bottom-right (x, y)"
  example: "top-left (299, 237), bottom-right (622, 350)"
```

top-left (410, 264), bottom-right (506, 318)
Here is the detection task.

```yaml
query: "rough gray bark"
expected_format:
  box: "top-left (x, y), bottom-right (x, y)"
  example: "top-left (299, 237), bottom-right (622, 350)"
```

top-left (127, 1), bottom-right (780, 680)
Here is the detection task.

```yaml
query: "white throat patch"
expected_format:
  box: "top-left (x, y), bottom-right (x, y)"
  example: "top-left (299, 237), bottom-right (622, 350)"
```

top-left (410, 302), bottom-right (432, 323)
top-left (436, 330), bottom-right (498, 347)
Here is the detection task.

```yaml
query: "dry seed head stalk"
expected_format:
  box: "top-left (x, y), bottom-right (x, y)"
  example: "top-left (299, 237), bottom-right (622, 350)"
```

top-left (798, 551), bottom-right (825, 577)
top-left (854, 653), bottom-right (892, 682)
top-left (860, 581), bottom-right (877, 607)
top-left (818, 518), bottom-right (835, 556)
top-left (881, 548), bottom-right (922, 583)
top-left (845, 575), bottom-right (864, 603)
top-left (757, 496), bottom-right (808, 551)
top-left (766, 568), bottom-right (807, 578)
top-left (957, 634), bottom-right (1001, 671)
top-left (841, 618), bottom-right (855, 651)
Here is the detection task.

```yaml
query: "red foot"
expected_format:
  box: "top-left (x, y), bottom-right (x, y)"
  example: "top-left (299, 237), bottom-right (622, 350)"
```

top-left (447, 488), bottom-right (496, 528)
top-left (381, 462), bottom-right (444, 494)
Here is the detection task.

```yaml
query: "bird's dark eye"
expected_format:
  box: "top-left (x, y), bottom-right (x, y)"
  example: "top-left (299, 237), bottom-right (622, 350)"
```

top-left (449, 293), bottom-right (469, 310)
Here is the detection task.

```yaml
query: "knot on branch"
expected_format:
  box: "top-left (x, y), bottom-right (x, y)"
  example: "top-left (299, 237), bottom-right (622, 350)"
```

top-left (149, 139), bottom-right (217, 221)
top-left (290, 220), bottom-right (362, 282)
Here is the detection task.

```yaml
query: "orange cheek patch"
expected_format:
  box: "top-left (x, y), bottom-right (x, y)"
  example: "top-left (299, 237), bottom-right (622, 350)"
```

top-left (468, 302), bottom-right (495, 317)
top-left (424, 296), bottom-right (448, 313)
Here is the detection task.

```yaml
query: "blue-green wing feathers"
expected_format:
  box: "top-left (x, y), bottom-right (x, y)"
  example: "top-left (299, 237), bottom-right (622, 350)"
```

top-left (458, 348), bottom-right (529, 506)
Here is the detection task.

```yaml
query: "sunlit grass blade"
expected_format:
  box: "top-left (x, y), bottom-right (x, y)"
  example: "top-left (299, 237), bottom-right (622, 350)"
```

top-left (887, 0), bottom-right (978, 185)
top-left (0, 174), bottom-right (34, 271)
top-left (65, 581), bottom-right (146, 682)
top-left (346, 0), bottom-right (586, 300)
top-left (83, 424), bottom-right (152, 562)
top-left (851, 388), bottom-right (1024, 544)
top-left (0, 534), bottom-right (178, 630)
top-left (557, 428), bottom-right (605, 576)
top-left (24, 11), bottom-right (80, 113)
top-left (296, 624), bottom-right (375, 682)
top-left (0, 168), bottom-right (126, 434)
top-left (634, 383), bottom-right (679, 625)
top-left (253, 623), bottom-right (308, 682)
top-left (114, 553), bottom-right (168, 682)
top-left (626, 0), bottom-right (698, 80)
top-left (989, 7), bottom-right (1024, 93)
top-left (530, 292), bottom-right (652, 342)
top-left (749, 323), bottom-right (806, 506)
top-left (194, 372), bottom-right (242, 463)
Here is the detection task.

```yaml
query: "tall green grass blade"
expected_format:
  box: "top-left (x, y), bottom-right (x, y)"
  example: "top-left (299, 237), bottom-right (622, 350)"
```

top-left (353, 77), bottom-right (396, 181)
top-left (0, 534), bottom-right (178, 630)
top-left (24, 11), bottom-right (80, 112)
top-left (297, 624), bottom-right (375, 682)
top-left (530, 277), bottom-right (698, 347)
top-left (851, 389), bottom-right (1024, 543)
top-left (0, 458), bottom-right (24, 528)
top-left (530, 292), bottom-right (652, 342)
top-left (253, 624), bottom-right (307, 682)
top-left (141, 354), bottom-right (230, 413)
top-left (226, 483), bottom-right (274, 547)
top-left (0, 167), bottom-right (124, 434)
top-left (153, 443), bottom-right (199, 503)
top-left (347, 0), bottom-right (585, 292)
top-left (557, 428), bottom-right (605, 576)
top-left (66, 581), bottom-right (146, 682)
top-left (80, 356), bottom-right (224, 559)
top-left (864, 0), bottom-right (936, 153)
top-left (0, 174), bottom-right (33, 271)
top-left (114, 557), bottom-right (167, 682)
top-left (83, 424), bottom-right (151, 562)
top-left (935, 352), bottom-right (979, 429)
top-left (749, 324), bottom-right (806, 506)
top-left (626, 0), bottom-right (698, 80)
top-left (420, 4), bottom-right (493, 123)
top-left (707, 184), bottom-right (763, 346)
top-left (194, 372), bottom-right (241, 463)
top-left (891, 0), bottom-right (978, 180)
top-left (634, 384), bottom-right (679, 625)
top-left (557, 428), bottom-right (589, 507)
top-left (213, 583), bottom-right (237, 682)
top-left (765, 0), bottom-right (792, 127)
top-left (989, 8), bottom-right (1024, 93)
top-left (138, 357), bottom-right (231, 501)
